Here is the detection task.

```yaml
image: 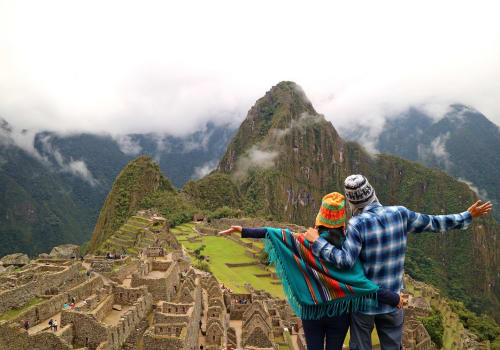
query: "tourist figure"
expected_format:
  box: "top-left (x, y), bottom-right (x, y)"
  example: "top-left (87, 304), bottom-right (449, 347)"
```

top-left (23, 320), bottom-right (29, 330)
top-left (49, 319), bottom-right (53, 331)
top-left (70, 302), bottom-right (75, 309)
top-left (199, 320), bottom-right (202, 329)
top-left (71, 296), bottom-right (75, 304)
top-left (53, 320), bottom-right (58, 331)
top-left (219, 192), bottom-right (401, 350)
top-left (200, 345), bottom-right (204, 350)
top-left (303, 175), bottom-right (492, 350)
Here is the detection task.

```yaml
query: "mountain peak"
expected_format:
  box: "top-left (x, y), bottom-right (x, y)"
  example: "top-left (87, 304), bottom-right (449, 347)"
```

top-left (217, 82), bottom-right (328, 174)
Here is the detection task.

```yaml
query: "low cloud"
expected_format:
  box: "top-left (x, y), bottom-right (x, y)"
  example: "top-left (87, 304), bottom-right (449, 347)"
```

top-left (38, 134), bottom-right (98, 186)
top-left (233, 146), bottom-right (279, 179)
top-left (113, 135), bottom-right (142, 155)
top-left (417, 133), bottom-right (453, 171)
top-left (192, 159), bottom-right (218, 179)
top-left (458, 177), bottom-right (489, 200)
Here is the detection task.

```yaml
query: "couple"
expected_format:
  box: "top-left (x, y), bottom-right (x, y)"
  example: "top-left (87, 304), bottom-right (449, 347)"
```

top-left (219, 174), bottom-right (492, 350)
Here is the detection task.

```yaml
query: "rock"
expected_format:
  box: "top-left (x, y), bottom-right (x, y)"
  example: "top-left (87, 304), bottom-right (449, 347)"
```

top-left (1, 253), bottom-right (30, 266)
top-left (0, 265), bottom-right (6, 274)
top-left (112, 304), bottom-right (122, 311)
top-left (4, 265), bottom-right (16, 273)
top-left (49, 244), bottom-right (81, 259)
top-left (38, 253), bottom-right (50, 259)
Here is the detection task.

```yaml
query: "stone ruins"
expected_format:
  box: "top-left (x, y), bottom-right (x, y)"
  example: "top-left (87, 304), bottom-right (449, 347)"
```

top-left (0, 213), bottom-right (491, 350)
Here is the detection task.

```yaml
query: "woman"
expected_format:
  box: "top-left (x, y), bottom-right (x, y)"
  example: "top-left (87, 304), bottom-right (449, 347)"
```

top-left (218, 192), bottom-right (401, 350)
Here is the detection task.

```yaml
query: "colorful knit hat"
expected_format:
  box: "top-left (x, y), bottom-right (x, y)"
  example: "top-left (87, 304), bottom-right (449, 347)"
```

top-left (315, 192), bottom-right (346, 228)
top-left (344, 175), bottom-right (379, 213)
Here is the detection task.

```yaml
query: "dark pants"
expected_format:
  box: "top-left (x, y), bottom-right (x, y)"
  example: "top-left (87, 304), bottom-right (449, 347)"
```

top-left (302, 314), bottom-right (349, 350)
top-left (349, 309), bottom-right (404, 350)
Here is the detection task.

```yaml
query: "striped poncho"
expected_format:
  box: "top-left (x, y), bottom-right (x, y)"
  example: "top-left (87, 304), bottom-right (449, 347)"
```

top-left (264, 227), bottom-right (378, 320)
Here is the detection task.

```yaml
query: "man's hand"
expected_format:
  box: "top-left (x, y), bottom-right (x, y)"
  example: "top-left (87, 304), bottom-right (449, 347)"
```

top-left (303, 228), bottom-right (320, 243)
top-left (218, 225), bottom-right (242, 236)
top-left (468, 200), bottom-right (493, 219)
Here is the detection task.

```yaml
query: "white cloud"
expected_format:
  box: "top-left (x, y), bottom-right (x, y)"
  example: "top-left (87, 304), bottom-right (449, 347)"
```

top-left (233, 146), bottom-right (279, 179)
top-left (458, 177), bottom-right (489, 200)
top-left (113, 135), bottom-right (142, 155)
top-left (0, 0), bottom-right (498, 138)
top-left (192, 159), bottom-right (218, 180)
top-left (417, 133), bottom-right (453, 171)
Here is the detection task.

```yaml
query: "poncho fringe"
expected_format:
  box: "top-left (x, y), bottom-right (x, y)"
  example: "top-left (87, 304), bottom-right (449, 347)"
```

top-left (264, 229), bottom-right (378, 320)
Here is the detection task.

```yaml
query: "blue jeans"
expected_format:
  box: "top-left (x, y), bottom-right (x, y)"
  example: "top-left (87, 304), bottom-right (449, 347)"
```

top-left (302, 314), bottom-right (349, 350)
top-left (349, 309), bottom-right (404, 350)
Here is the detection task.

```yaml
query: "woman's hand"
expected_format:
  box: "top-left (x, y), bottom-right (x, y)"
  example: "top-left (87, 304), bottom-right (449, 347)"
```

top-left (218, 225), bottom-right (242, 236)
top-left (397, 292), bottom-right (403, 308)
top-left (303, 228), bottom-right (320, 243)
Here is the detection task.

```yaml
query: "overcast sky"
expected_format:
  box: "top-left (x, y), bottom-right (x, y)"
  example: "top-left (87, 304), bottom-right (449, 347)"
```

top-left (1, 0), bottom-right (499, 137)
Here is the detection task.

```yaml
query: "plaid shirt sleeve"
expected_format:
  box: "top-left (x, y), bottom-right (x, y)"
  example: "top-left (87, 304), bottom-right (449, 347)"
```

top-left (311, 223), bottom-right (362, 270)
top-left (406, 209), bottom-right (472, 234)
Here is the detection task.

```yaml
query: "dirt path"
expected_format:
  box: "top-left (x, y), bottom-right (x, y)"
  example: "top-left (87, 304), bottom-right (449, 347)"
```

top-left (229, 320), bottom-right (243, 349)
top-left (28, 311), bottom-right (61, 335)
top-left (198, 289), bottom-right (208, 349)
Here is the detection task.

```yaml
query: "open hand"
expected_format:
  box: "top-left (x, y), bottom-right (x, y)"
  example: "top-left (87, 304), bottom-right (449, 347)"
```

top-left (218, 225), bottom-right (242, 236)
top-left (468, 200), bottom-right (493, 219)
top-left (303, 228), bottom-right (320, 243)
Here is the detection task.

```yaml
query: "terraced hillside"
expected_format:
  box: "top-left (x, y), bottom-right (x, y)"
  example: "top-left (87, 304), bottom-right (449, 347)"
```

top-left (98, 215), bottom-right (163, 256)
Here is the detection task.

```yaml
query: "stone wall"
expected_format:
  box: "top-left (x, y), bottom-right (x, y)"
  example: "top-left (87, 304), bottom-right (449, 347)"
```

top-left (151, 261), bottom-right (171, 271)
top-left (107, 260), bottom-right (141, 284)
top-left (131, 263), bottom-right (179, 301)
top-left (112, 285), bottom-right (148, 306)
top-left (61, 309), bottom-right (108, 349)
top-left (93, 295), bottom-right (115, 322)
top-left (0, 263), bottom-right (84, 314)
top-left (230, 304), bottom-right (250, 320)
top-left (91, 260), bottom-right (114, 273)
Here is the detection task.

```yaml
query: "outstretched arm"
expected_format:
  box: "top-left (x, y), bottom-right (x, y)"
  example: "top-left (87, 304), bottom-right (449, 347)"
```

top-left (407, 200), bottom-right (492, 234)
top-left (306, 224), bottom-right (362, 270)
top-left (218, 226), bottom-right (267, 239)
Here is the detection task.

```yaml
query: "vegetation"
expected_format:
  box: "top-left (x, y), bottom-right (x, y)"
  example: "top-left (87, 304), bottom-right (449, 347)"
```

top-left (420, 307), bottom-right (444, 348)
top-left (448, 299), bottom-right (500, 348)
top-left (89, 156), bottom-right (176, 250)
top-left (0, 297), bottom-right (46, 321)
top-left (172, 224), bottom-right (285, 297)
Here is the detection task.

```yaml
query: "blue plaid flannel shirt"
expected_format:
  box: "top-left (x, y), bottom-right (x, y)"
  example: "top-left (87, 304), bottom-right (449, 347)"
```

top-left (312, 203), bottom-right (472, 315)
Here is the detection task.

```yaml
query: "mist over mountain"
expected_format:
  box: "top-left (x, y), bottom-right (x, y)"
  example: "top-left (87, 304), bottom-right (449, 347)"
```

top-left (184, 82), bottom-right (500, 318)
top-left (341, 104), bottom-right (500, 219)
top-left (0, 120), bottom-right (235, 257)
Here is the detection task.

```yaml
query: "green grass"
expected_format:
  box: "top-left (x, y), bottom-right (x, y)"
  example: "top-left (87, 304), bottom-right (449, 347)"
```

top-left (0, 297), bottom-right (46, 321)
top-left (177, 231), bottom-right (285, 298)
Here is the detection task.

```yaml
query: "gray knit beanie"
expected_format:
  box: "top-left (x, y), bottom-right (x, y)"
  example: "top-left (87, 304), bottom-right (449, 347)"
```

top-left (344, 175), bottom-right (379, 215)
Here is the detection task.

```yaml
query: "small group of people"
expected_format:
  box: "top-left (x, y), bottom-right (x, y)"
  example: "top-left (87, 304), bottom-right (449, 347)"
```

top-left (48, 318), bottom-right (58, 331)
top-left (234, 299), bottom-right (247, 304)
top-left (220, 284), bottom-right (232, 294)
top-left (218, 174), bottom-right (492, 350)
top-left (105, 252), bottom-right (125, 260)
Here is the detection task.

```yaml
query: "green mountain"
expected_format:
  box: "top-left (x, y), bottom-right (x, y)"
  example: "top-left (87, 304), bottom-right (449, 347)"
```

top-left (185, 81), bottom-right (500, 319)
top-left (0, 121), bottom-right (235, 258)
top-left (341, 105), bottom-right (500, 219)
top-left (88, 155), bottom-right (177, 251)
top-left (0, 137), bottom-right (90, 257)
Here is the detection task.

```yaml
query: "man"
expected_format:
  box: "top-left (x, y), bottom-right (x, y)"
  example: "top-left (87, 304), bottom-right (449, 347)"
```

top-left (304, 174), bottom-right (492, 350)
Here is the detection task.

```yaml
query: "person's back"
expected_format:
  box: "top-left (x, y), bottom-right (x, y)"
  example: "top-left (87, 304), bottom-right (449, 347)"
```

top-left (308, 174), bottom-right (492, 350)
